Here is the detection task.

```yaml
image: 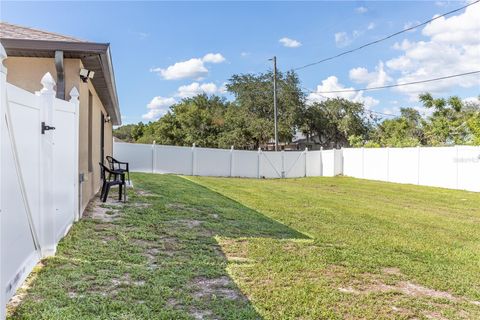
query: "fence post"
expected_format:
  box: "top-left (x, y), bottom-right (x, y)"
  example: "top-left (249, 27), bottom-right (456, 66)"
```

top-left (39, 72), bottom-right (56, 257)
top-left (69, 87), bottom-right (80, 221)
top-left (0, 41), bottom-right (7, 320)
top-left (257, 147), bottom-right (261, 178)
top-left (361, 147), bottom-right (365, 178)
top-left (386, 147), bottom-right (390, 182)
top-left (417, 146), bottom-right (421, 185)
top-left (152, 140), bottom-right (156, 173)
top-left (230, 146), bottom-right (234, 177)
top-left (191, 143), bottom-right (196, 175)
top-left (281, 150), bottom-right (285, 178)
top-left (455, 145), bottom-right (459, 189)
top-left (319, 147), bottom-right (323, 177)
top-left (304, 147), bottom-right (308, 177)
top-left (340, 147), bottom-right (344, 176)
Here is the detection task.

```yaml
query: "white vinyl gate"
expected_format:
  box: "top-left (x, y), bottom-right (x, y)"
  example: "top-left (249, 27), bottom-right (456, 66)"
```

top-left (0, 45), bottom-right (79, 319)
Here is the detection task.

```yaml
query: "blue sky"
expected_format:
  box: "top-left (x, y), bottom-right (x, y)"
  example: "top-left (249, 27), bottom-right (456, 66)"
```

top-left (2, 1), bottom-right (479, 124)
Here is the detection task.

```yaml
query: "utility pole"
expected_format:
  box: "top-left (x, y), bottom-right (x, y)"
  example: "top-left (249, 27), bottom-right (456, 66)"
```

top-left (269, 56), bottom-right (279, 151)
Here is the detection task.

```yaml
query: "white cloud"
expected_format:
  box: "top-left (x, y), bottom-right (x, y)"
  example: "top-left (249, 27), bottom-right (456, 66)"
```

top-left (279, 37), bottom-right (302, 48)
top-left (150, 58), bottom-right (207, 80)
top-left (151, 53), bottom-right (225, 80)
top-left (386, 5), bottom-right (480, 100)
top-left (142, 96), bottom-right (176, 120)
top-left (202, 53), bottom-right (226, 63)
top-left (240, 52), bottom-right (250, 57)
top-left (349, 61), bottom-right (392, 88)
top-left (356, 6), bottom-right (368, 13)
top-left (334, 30), bottom-right (363, 47)
top-left (306, 76), bottom-right (379, 109)
top-left (176, 82), bottom-right (219, 98)
top-left (334, 32), bottom-right (352, 47)
top-left (335, 22), bottom-right (375, 47)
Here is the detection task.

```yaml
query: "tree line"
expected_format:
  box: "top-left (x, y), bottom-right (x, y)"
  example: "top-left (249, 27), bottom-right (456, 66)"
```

top-left (114, 71), bottom-right (480, 149)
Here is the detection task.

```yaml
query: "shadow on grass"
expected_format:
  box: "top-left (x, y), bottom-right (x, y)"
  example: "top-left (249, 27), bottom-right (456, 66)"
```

top-left (8, 173), bottom-right (308, 320)
top-left (122, 173), bottom-right (310, 319)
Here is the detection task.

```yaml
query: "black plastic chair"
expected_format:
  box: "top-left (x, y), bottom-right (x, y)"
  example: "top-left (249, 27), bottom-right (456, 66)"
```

top-left (99, 163), bottom-right (126, 202)
top-left (106, 156), bottom-right (130, 185)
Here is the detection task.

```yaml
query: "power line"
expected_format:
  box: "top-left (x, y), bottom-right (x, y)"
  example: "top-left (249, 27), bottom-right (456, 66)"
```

top-left (301, 71), bottom-right (480, 94)
top-left (293, 0), bottom-right (480, 71)
top-left (366, 110), bottom-right (399, 118)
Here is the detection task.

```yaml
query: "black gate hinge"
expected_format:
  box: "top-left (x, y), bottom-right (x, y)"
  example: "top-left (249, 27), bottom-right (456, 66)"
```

top-left (41, 122), bottom-right (56, 134)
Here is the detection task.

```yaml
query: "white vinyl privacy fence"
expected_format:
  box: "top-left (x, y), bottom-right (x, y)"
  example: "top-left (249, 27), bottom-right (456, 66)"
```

top-left (1, 46), bottom-right (79, 318)
top-left (113, 143), bottom-right (343, 178)
top-left (343, 146), bottom-right (480, 192)
top-left (114, 142), bottom-right (480, 192)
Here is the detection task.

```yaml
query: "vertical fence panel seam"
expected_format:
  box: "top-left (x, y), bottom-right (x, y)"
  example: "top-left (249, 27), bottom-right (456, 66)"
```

top-left (230, 146), bottom-right (234, 177)
top-left (257, 148), bottom-right (261, 179)
top-left (417, 146), bottom-right (421, 185)
top-left (455, 145), bottom-right (459, 189)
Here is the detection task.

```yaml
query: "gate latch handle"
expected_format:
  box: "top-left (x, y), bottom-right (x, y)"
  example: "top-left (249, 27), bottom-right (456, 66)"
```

top-left (41, 122), bottom-right (56, 134)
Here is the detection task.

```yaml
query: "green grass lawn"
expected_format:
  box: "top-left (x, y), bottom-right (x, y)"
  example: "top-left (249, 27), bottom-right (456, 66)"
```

top-left (8, 174), bottom-right (480, 319)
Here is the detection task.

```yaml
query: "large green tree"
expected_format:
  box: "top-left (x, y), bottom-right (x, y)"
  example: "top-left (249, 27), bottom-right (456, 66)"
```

top-left (300, 98), bottom-right (373, 148)
top-left (112, 124), bottom-right (138, 142)
top-left (370, 108), bottom-right (424, 147)
top-left (224, 70), bottom-right (305, 148)
top-left (420, 93), bottom-right (475, 145)
top-left (135, 94), bottom-right (230, 147)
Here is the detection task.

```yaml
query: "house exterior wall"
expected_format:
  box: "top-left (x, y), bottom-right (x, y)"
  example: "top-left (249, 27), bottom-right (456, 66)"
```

top-left (5, 56), bottom-right (114, 213)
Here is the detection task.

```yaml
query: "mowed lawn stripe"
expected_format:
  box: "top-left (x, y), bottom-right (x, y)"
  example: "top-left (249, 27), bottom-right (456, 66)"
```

top-left (189, 175), bottom-right (480, 319)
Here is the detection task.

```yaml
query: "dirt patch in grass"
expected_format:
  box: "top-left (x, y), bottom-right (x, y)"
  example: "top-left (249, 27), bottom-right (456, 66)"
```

top-left (99, 234), bottom-right (117, 244)
top-left (166, 298), bottom-right (179, 308)
top-left (168, 219), bottom-right (210, 235)
top-left (67, 291), bottom-right (83, 299)
top-left (135, 188), bottom-right (155, 197)
top-left (423, 310), bottom-right (449, 320)
top-left (182, 219), bottom-right (202, 228)
top-left (166, 298), bottom-right (215, 320)
top-left (394, 281), bottom-right (456, 300)
top-left (136, 244), bottom-right (160, 270)
top-left (111, 273), bottom-right (145, 287)
top-left (85, 273), bottom-right (145, 298)
top-left (94, 223), bottom-right (116, 231)
top-left (191, 276), bottom-right (244, 301)
top-left (337, 270), bottom-right (480, 307)
top-left (132, 236), bottom-right (180, 260)
top-left (161, 237), bottom-right (180, 256)
top-left (382, 267), bottom-right (402, 276)
top-left (84, 198), bottom-right (121, 222)
top-left (131, 238), bottom-right (157, 247)
top-left (189, 308), bottom-right (214, 320)
top-left (132, 202), bottom-right (152, 209)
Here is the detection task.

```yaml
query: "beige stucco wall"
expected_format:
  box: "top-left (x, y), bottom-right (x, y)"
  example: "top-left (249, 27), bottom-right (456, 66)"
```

top-left (5, 56), bottom-right (114, 213)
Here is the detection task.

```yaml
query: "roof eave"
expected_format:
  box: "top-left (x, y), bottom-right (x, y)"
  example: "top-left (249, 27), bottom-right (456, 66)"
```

top-left (0, 38), bottom-right (121, 125)
top-left (0, 38), bottom-right (109, 54)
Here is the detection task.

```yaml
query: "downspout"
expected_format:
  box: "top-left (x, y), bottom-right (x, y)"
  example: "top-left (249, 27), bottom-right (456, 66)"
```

top-left (54, 50), bottom-right (65, 100)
